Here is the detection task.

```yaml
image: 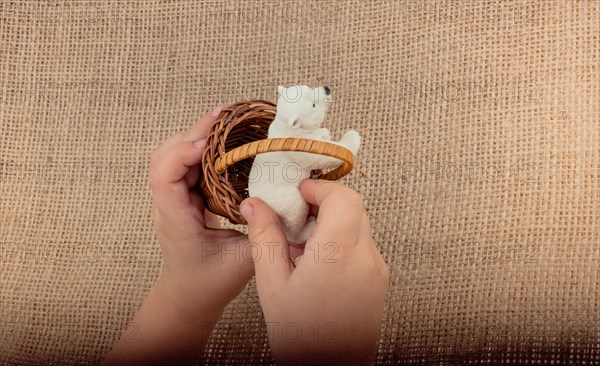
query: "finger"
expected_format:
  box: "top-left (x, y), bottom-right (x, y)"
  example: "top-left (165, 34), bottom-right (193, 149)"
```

top-left (184, 105), bottom-right (225, 142)
top-left (205, 210), bottom-right (222, 229)
top-left (308, 204), bottom-right (319, 217)
top-left (292, 254), bottom-right (304, 267)
top-left (151, 131), bottom-right (186, 160)
top-left (152, 104), bottom-right (222, 159)
top-left (189, 190), bottom-right (206, 210)
top-left (240, 197), bottom-right (292, 289)
top-left (153, 139), bottom-right (206, 186)
top-left (288, 244), bottom-right (305, 262)
top-left (299, 179), bottom-right (364, 245)
top-left (184, 165), bottom-right (200, 188)
top-left (150, 139), bottom-right (206, 211)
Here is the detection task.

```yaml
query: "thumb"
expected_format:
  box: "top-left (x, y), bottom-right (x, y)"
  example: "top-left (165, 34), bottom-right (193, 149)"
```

top-left (240, 197), bottom-right (292, 288)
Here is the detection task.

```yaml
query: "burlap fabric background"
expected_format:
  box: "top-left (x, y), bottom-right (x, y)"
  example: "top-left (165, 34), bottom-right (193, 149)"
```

top-left (1, 1), bottom-right (598, 364)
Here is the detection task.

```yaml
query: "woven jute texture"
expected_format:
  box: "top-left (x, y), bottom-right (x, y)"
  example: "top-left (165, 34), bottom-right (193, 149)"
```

top-left (1, 1), bottom-right (599, 364)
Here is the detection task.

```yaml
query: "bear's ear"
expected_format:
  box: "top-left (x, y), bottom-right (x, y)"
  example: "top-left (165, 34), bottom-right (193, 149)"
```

top-left (288, 115), bottom-right (300, 129)
top-left (277, 85), bottom-right (285, 95)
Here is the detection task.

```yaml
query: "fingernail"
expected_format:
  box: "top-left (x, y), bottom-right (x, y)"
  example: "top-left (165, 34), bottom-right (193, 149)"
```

top-left (240, 200), bottom-right (254, 220)
top-left (211, 105), bottom-right (223, 117)
top-left (193, 138), bottom-right (206, 149)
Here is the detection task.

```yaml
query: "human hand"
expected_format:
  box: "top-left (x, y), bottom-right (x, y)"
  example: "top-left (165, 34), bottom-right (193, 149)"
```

top-left (149, 106), bottom-right (254, 322)
top-left (105, 107), bottom-right (256, 365)
top-left (240, 180), bottom-right (389, 366)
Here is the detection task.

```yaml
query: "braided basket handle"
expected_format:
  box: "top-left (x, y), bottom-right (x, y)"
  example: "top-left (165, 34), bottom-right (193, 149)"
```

top-left (215, 138), bottom-right (355, 181)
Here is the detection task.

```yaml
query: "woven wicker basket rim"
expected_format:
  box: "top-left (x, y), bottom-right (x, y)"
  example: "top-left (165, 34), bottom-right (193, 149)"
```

top-left (199, 99), bottom-right (357, 225)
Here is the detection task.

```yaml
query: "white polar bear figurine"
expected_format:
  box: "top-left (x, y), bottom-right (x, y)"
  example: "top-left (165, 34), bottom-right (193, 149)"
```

top-left (247, 85), bottom-right (361, 244)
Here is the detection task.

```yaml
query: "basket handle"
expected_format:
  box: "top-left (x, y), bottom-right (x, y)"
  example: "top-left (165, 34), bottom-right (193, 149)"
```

top-left (215, 138), bottom-right (355, 181)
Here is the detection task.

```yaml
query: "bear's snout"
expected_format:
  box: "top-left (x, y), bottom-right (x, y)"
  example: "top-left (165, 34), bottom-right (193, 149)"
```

top-left (323, 86), bottom-right (331, 95)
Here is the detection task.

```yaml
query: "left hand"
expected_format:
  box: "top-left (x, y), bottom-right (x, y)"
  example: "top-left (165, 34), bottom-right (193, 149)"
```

top-left (149, 106), bottom-right (254, 323)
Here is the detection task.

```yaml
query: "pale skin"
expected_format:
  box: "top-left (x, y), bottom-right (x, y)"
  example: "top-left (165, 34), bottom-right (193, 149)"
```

top-left (241, 180), bottom-right (389, 366)
top-left (104, 107), bottom-right (389, 365)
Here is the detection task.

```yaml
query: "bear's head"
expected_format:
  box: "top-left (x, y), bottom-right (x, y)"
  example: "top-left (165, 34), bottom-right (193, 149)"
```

top-left (275, 85), bottom-right (332, 130)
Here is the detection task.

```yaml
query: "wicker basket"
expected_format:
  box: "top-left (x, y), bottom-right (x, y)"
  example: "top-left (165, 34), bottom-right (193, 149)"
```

top-left (199, 100), bottom-right (355, 225)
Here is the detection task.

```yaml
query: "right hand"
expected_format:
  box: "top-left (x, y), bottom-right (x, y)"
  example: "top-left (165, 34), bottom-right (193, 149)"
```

top-left (240, 179), bottom-right (389, 366)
